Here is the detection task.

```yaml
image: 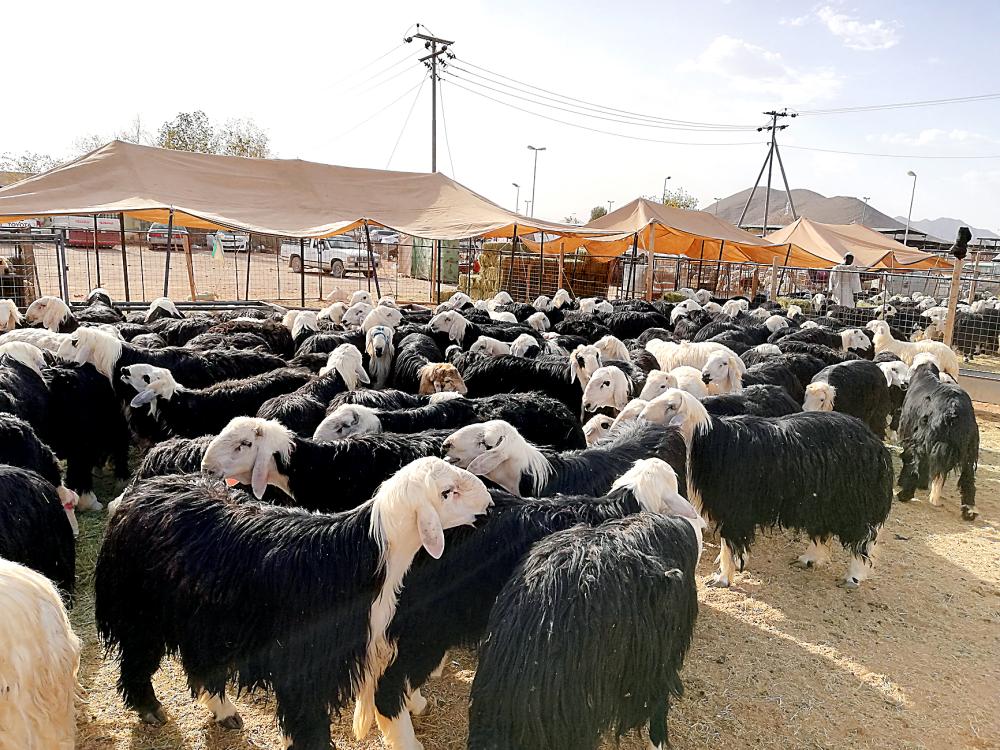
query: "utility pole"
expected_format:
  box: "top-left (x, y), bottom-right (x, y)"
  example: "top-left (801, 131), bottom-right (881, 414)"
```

top-left (661, 176), bottom-right (672, 203)
top-left (713, 197), bottom-right (722, 216)
top-left (607, 200), bottom-right (614, 213)
top-left (860, 196), bottom-right (871, 225)
top-left (524, 199), bottom-right (532, 215)
top-left (512, 183), bottom-right (520, 213)
top-left (737, 108), bottom-right (797, 235)
top-left (406, 25), bottom-right (453, 172)
top-left (527, 145), bottom-right (545, 217)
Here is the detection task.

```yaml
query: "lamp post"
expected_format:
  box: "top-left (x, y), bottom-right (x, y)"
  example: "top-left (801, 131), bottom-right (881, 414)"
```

top-left (527, 145), bottom-right (546, 218)
top-left (860, 196), bottom-right (871, 225)
top-left (903, 171), bottom-right (917, 247)
top-left (512, 183), bottom-right (520, 213)
top-left (524, 199), bottom-right (532, 216)
top-left (661, 176), bottom-right (672, 203)
top-left (713, 197), bottom-right (722, 216)
top-left (607, 200), bottom-right (614, 213)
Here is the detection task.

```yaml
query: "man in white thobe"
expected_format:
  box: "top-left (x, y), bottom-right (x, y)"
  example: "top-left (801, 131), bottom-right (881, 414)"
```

top-left (828, 253), bottom-right (863, 308)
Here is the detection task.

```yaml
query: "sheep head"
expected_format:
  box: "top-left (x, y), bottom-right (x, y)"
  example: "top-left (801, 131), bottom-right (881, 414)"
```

top-left (202, 416), bottom-right (295, 499)
top-left (121, 364), bottom-right (178, 408)
top-left (612, 398), bottom-right (649, 428)
top-left (314, 404), bottom-right (381, 442)
top-left (145, 297), bottom-right (182, 323)
top-left (26, 295), bottom-right (71, 332)
top-left (532, 295), bottom-right (552, 312)
top-left (429, 310), bottom-right (468, 343)
top-left (583, 414), bottom-right (614, 446)
top-left (569, 344), bottom-right (603, 386)
top-left (640, 388), bottom-right (711, 443)
top-left (417, 363), bottom-right (467, 395)
top-left (878, 361), bottom-right (909, 388)
top-left (638, 369), bottom-right (677, 401)
top-left (320, 343), bottom-right (370, 389)
top-left (764, 315), bottom-right (789, 333)
top-left (292, 311), bottom-right (319, 340)
top-left (526, 311), bottom-right (550, 332)
top-left (700, 351), bottom-right (744, 395)
top-left (443, 420), bottom-right (535, 495)
top-left (0, 341), bottom-right (45, 376)
top-left (0, 298), bottom-right (23, 331)
top-left (362, 306), bottom-right (402, 332)
top-left (841, 328), bottom-right (872, 352)
top-left (470, 336), bottom-right (510, 357)
top-left (803, 382), bottom-right (836, 412)
top-left (551, 288), bottom-right (571, 309)
top-left (318, 302), bottom-right (347, 324)
top-left (365, 326), bottom-right (394, 360)
top-left (350, 290), bottom-right (373, 307)
top-left (56, 326), bottom-right (122, 379)
top-left (510, 333), bottom-right (541, 358)
top-left (582, 366), bottom-right (631, 414)
top-left (909, 351), bottom-right (942, 377)
top-left (378, 295), bottom-right (398, 308)
top-left (343, 302), bottom-right (374, 328)
top-left (594, 335), bottom-right (630, 363)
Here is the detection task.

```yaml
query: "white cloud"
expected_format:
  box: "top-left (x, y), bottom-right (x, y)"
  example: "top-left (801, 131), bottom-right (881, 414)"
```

top-left (867, 129), bottom-right (999, 147)
top-left (779, 15), bottom-right (810, 27)
top-left (816, 6), bottom-right (901, 51)
top-left (679, 35), bottom-right (841, 104)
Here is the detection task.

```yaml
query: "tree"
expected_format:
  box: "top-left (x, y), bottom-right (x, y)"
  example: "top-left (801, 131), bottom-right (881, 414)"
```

top-left (0, 151), bottom-right (59, 175)
top-left (156, 111), bottom-right (218, 154)
top-left (563, 214), bottom-right (580, 225)
top-left (662, 187), bottom-right (699, 210)
top-left (589, 205), bottom-right (608, 221)
top-left (218, 118), bottom-right (271, 158)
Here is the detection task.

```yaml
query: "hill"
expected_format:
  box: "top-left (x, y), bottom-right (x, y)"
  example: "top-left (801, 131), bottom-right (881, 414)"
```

top-left (893, 216), bottom-right (998, 243)
top-left (706, 188), bottom-right (905, 231)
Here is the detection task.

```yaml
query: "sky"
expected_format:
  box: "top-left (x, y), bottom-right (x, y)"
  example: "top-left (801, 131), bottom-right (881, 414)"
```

top-left (4, 0), bottom-right (999, 231)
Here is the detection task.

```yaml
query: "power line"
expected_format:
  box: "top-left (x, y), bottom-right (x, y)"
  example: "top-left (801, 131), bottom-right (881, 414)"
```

top-left (797, 92), bottom-right (1000, 116)
top-left (333, 73), bottom-right (428, 141)
top-left (439, 79), bottom-right (456, 177)
top-left (326, 41), bottom-right (408, 89)
top-left (455, 56), bottom-right (758, 130)
top-left (442, 74), bottom-right (765, 147)
top-left (341, 51), bottom-right (418, 95)
top-left (386, 72), bottom-right (428, 168)
top-left (446, 67), bottom-right (756, 132)
top-left (783, 144), bottom-right (1000, 159)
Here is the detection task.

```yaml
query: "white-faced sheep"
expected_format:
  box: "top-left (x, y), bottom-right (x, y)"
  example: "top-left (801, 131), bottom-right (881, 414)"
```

top-left (468, 511), bottom-right (700, 750)
top-left (25, 295), bottom-right (78, 333)
top-left (391, 333), bottom-right (467, 395)
top-left (581, 365), bottom-right (644, 415)
top-left (350, 289), bottom-right (373, 306)
top-left (202, 416), bottom-right (455, 511)
top-left (896, 353), bottom-right (979, 520)
top-left (701, 350), bottom-right (806, 403)
top-left (363, 305), bottom-right (403, 333)
top-left (0, 466), bottom-right (76, 597)
top-left (638, 368), bottom-right (708, 401)
top-left (365, 325), bottom-right (395, 389)
top-left (362, 458), bottom-right (695, 750)
top-left (317, 391), bottom-right (586, 450)
top-left (593, 334), bottom-right (631, 364)
top-left (646, 338), bottom-right (741, 372)
top-left (866, 320), bottom-right (961, 380)
top-left (443, 418), bottom-right (687, 499)
top-left (144, 297), bottom-right (184, 324)
top-left (803, 360), bottom-right (892, 439)
top-left (469, 336), bottom-right (511, 357)
top-left (429, 310), bottom-right (540, 351)
top-left (122, 364), bottom-right (312, 439)
top-left (641, 388), bottom-right (892, 588)
top-left (0, 557), bottom-right (81, 750)
top-left (583, 414), bottom-right (614, 445)
top-left (525, 311), bottom-right (550, 332)
top-left (318, 301), bottom-right (348, 324)
top-left (775, 325), bottom-right (873, 359)
top-left (343, 301), bottom-right (374, 328)
top-left (95, 461), bottom-right (491, 747)
top-left (509, 332), bottom-right (543, 358)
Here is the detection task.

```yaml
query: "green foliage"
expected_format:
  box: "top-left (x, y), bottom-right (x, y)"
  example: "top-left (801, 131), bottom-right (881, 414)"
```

top-left (589, 205), bottom-right (608, 221)
top-left (662, 187), bottom-right (699, 210)
top-left (563, 214), bottom-right (580, 225)
top-left (156, 110), bottom-right (218, 153)
top-left (218, 119), bottom-right (271, 158)
top-left (0, 151), bottom-right (60, 175)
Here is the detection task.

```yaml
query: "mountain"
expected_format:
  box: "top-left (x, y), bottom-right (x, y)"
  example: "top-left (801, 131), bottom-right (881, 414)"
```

top-left (892, 216), bottom-right (999, 243)
top-left (705, 188), bottom-right (905, 231)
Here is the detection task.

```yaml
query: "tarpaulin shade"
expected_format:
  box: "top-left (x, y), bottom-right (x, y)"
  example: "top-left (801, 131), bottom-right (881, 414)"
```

top-left (765, 218), bottom-right (952, 271)
top-left (0, 141), bottom-right (614, 241)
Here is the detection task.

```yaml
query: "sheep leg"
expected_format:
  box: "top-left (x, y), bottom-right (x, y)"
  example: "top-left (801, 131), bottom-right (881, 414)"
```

top-left (895, 450), bottom-right (919, 503)
top-left (195, 689), bottom-right (243, 729)
top-left (274, 686), bottom-right (331, 750)
top-left (118, 641), bottom-right (167, 725)
top-left (958, 460), bottom-right (978, 521)
top-left (793, 537), bottom-right (832, 569)
top-left (429, 651), bottom-right (449, 679)
top-left (407, 688), bottom-right (428, 716)
top-left (646, 695), bottom-right (669, 750)
top-left (839, 531), bottom-right (878, 590)
top-left (928, 475), bottom-right (945, 506)
top-left (375, 708), bottom-right (423, 750)
top-left (707, 539), bottom-right (737, 588)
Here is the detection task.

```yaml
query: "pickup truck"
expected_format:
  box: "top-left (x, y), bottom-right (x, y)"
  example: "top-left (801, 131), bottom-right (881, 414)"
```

top-left (279, 236), bottom-right (380, 278)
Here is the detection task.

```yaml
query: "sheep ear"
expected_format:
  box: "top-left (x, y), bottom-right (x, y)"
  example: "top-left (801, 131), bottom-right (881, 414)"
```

top-left (668, 414), bottom-right (686, 427)
top-left (415, 503), bottom-right (445, 558)
top-left (130, 389), bottom-right (157, 407)
top-left (569, 357), bottom-right (579, 383)
top-left (356, 363), bottom-right (371, 385)
top-left (466, 444), bottom-right (506, 477)
top-left (417, 365), bottom-right (434, 395)
top-left (250, 451), bottom-right (274, 499)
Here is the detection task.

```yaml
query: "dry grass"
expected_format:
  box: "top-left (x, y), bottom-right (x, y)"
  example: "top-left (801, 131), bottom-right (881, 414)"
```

top-left (72, 413), bottom-right (1000, 750)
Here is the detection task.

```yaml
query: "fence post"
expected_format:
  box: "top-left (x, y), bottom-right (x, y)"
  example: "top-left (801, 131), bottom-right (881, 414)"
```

top-left (118, 213), bottom-right (130, 301)
top-left (558, 242), bottom-right (565, 290)
top-left (362, 221), bottom-right (382, 299)
top-left (162, 207), bottom-right (175, 297)
top-left (299, 238), bottom-right (305, 307)
top-left (943, 257), bottom-right (965, 347)
top-left (92, 214), bottom-right (102, 290)
top-left (769, 258), bottom-right (779, 300)
top-left (750, 265), bottom-right (760, 301)
top-left (183, 235), bottom-right (197, 301)
top-left (967, 250), bottom-right (981, 303)
top-left (57, 236), bottom-right (69, 303)
top-left (645, 225), bottom-right (655, 301)
top-left (247, 233), bottom-right (255, 301)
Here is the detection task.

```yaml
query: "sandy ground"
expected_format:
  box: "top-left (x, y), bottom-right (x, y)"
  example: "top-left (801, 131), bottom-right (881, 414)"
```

top-left (70, 413), bottom-right (1000, 750)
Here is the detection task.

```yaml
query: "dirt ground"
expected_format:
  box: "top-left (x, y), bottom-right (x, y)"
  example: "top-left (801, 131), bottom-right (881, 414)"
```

top-left (71, 412), bottom-right (1000, 750)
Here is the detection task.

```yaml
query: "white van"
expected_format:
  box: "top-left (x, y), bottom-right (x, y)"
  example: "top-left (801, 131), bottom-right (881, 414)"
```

top-left (279, 236), bottom-right (380, 278)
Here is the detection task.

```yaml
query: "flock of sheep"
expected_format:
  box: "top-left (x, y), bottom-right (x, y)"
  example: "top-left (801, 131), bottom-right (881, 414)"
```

top-left (0, 282), bottom-right (983, 750)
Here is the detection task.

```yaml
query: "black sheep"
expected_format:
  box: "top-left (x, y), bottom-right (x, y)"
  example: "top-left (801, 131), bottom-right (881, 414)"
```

top-left (256, 367), bottom-right (359, 436)
top-left (702, 384), bottom-right (802, 417)
top-left (805, 360), bottom-right (892, 439)
top-left (184, 331), bottom-right (271, 352)
top-left (896, 355), bottom-right (979, 520)
top-left (205, 318), bottom-right (295, 358)
top-left (295, 329), bottom-right (366, 357)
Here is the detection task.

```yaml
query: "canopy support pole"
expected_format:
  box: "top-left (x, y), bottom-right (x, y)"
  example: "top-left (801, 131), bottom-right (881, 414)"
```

top-left (162, 207), bottom-right (175, 297)
top-left (118, 213), bottom-right (130, 301)
top-left (944, 258), bottom-right (964, 347)
top-left (184, 234), bottom-right (197, 301)
top-left (299, 238), bottom-right (305, 307)
top-left (92, 214), bottom-right (102, 289)
top-left (696, 240), bottom-right (706, 289)
top-left (316, 241), bottom-right (323, 301)
top-left (769, 258), bottom-right (779, 300)
top-left (538, 234), bottom-right (545, 298)
top-left (627, 232), bottom-right (639, 299)
top-left (436, 239), bottom-right (443, 304)
top-left (233, 240), bottom-right (240, 300)
top-left (715, 240), bottom-right (725, 293)
top-left (363, 221), bottom-right (382, 300)
top-left (968, 250), bottom-right (981, 304)
top-left (505, 224), bottom-right (518, 295)
top-left (645, 225), bottom-right (655, 301)
top-left (558, 242), bottom-right (565, 290)
top-left (776, 243), bottom-right (793, 294)
top-left (56, 235), bottom-right (69, 304)
top-left (750, 265), bottom-right (760, 301)
top-left (246, 233), bottom-right (254, 301)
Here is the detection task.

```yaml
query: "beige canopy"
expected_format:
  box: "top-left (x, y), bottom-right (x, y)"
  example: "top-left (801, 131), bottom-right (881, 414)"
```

top-left (766, 218), bottom-right (952, 270)
top-left (0, 140), bottom-right (610, 241)
top-left (522, 198), bottom-right (828, 265)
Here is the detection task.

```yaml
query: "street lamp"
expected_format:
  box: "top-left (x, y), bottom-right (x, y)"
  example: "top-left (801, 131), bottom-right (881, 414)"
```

top-left (524, 199), bottom-right (532, 216)
top-left (861, 196), bottom-right (871, 225)
top-left (527, 145), bottom-right (546, 217)
top-left (903, 171), bottom-right (917, 247)
top-left (607, 200), bottom-right (614, 213)
top-left (713, 197), bottom-right (722, 216)
top-left (662, 176), bottom-right (672, 203)
top-left (512, 183), bottom-right (520, 213)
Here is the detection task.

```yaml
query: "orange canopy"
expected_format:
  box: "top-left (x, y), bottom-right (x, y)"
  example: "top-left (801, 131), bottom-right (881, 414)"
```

top-left (0, 141), bottom-right (613, 242)
top-left (765, 217), bottom-right (952, 270)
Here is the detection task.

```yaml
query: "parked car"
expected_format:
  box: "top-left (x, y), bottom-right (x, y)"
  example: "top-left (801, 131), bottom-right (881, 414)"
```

top-left (279, 236), bottom-right (380, 277)
top-left (214, 230), bottom-right (250, 252)
top-left (147, 223), bottom-right (189, 250)
top-left (370, 228), bottom-right (401, 245)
